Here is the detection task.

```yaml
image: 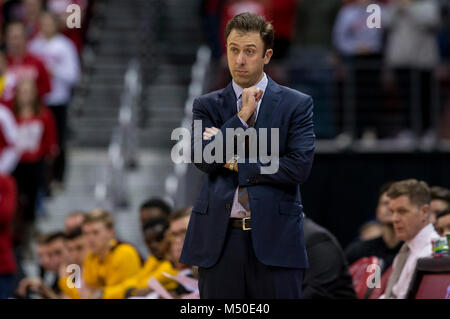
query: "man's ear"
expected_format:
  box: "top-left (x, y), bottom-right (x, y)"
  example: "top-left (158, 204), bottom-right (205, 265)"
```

top-left (421, 204), bottom-right (430, 222)
top-left (264, 49), bottom-right (273, 64)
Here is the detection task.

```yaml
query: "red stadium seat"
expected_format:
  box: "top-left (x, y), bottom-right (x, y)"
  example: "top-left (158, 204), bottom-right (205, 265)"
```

top-left (368, 265), bottom-right (393, 299)
top-left (349, 256), bottom-right (382, 299)
top-left (406, 257), bottom-right (450, 299)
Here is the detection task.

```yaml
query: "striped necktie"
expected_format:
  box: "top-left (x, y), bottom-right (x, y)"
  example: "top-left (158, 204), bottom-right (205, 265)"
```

top-left (237, 95), bottom-right (256, 216)
top-left (384, 243), bottom-right (410, 298)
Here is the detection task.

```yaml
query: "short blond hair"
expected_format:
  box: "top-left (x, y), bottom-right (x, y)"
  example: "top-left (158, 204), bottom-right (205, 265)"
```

top-left (169, 206), bottom-right (192, 221)
top-left (82, 209), bottom-right (114, 229)
top-left (387, 179), bottom-right (431, 207)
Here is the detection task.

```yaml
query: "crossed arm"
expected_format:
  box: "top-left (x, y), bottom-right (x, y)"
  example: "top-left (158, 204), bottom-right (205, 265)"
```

top-left (191, 96), bottom-right (315, 187)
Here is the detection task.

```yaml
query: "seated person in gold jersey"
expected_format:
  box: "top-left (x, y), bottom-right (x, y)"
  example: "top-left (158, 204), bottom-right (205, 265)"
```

top-left (58, 227), bottom-right (89, 299)
top-left (81, 209), bottom-right (142, 297)
top-left (130, 207), bottom-right (195, 298)
top-left (101, 216), bottom-right (179, 299)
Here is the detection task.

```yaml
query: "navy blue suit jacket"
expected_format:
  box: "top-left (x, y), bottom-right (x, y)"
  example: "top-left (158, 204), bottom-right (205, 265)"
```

top-left (180, 76), bottom-right (315, 269)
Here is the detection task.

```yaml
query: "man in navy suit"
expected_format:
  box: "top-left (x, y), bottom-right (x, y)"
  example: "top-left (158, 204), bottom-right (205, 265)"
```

top-left (180, 12), bottom-right (315, 299)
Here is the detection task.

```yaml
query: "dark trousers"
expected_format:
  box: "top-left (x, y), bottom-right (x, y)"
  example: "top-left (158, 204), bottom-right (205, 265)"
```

top-left (346, 54), bottom-right (383, 138)
top-left (198, 225), bottom-right (305, 299)
top-left (12, 161), bottom-right (43, 254)
top-left (49, 105), bottom-right (67, 183)
top-left (0, 275), bottom-right (14, 299)
top-left (12, 161), bottom-right (43, 223)
top-left (395, 68), bottom-right (433, 134)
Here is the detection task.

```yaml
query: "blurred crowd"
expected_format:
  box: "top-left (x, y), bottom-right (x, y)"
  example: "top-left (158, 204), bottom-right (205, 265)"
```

top-left (202, 0), bottom-right (450, 140)
top-left (344, 180), bottom-right (450, 298)
top-left (0, 0), bottom-right (94, 299)
top-left (12, 202), bottom-right (197, 299)
top-left (1, 0), bottom-right (450, 300)
top-left (1, 179), bottom-right (448, 299)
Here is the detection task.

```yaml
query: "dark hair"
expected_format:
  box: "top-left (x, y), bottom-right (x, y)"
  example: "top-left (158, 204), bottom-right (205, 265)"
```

top-left (436, 209), bottom-right (450, 221)
top-left (379, 181), bottom-right (394, 199)
top-left (430, 186), bottom-right (450, 204)
top-left (65, 227), bottom-right (83, 240)
top-left (140, 198), bottom-right (172, 217)
top-left (225, 12), bottom-right (274, 56)
top-left (386, 179), bottom-right (431, 207)
top-left (37, 233), bottom-right (50, 245)
top-left (46, 231), bottom-right (66, 243)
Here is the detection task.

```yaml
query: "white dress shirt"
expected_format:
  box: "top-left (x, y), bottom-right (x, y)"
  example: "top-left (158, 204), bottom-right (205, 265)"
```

top-left (230, 73), bottom-right (268, 218)
top-left (381, 223), bottom-right (439, 299)
top-left (29, 34), bottom-right (80, 106)
top-left (0, 104), bottom-right (19, 174)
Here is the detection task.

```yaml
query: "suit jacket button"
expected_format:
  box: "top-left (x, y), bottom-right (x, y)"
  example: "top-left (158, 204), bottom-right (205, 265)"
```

top-left (226, 203), bottom-right (231, 209)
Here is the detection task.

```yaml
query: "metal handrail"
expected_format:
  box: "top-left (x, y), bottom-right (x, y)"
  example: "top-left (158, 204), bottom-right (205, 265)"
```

top-left (164, 45), bottom-right (211, 208)
top-left (95, 59), bottom-right (142, 209)
top-left (287, 57), bottom-right (450, 152)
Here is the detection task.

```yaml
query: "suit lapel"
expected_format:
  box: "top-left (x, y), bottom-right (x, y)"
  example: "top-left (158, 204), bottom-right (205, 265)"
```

top-left (254, 77), bottom-right (282, 129)
top-left (219, 82), bottom-right (237, 122)
top-left (219, 76), bottom-right (282, 127)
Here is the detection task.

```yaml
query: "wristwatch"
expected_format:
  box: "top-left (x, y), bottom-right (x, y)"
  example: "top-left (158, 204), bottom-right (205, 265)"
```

top-left (231, 155), bottom-right (239, 171)
top-left (225, 155), bottom-right (239, 171)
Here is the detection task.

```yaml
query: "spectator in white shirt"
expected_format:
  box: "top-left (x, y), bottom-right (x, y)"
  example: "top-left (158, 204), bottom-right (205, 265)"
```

top-left (0, 103), bottom-right (19, 174)
top-left (332, 0), bottom-right (385, 139)
top-left (0, 54), bottom-right (19, 174)
top-left (380, 179), bottom-right (439, 299)
top-left (47, 0), bottom-right (89, 55)
top-left (383, 0), bottom-right (441, 139)
top-left (28, 11), bottom-right (80, 187)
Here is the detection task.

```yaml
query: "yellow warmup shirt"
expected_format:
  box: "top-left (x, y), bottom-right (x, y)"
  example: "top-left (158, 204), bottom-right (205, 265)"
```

top-left (102, 255), bottom-right (179, 299)
top-left (0, 75), bottom-right (6, 97)
top-left (83, 239), bottom-right (142, 290)
top-left (58, 276), bottom-right (82, 299)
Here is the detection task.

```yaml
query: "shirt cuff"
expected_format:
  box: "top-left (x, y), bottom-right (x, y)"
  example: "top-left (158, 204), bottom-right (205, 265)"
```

top-left (237, 115), bottom-right (249, 128)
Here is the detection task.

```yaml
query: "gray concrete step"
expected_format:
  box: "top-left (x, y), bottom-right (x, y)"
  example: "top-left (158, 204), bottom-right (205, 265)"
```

top-left (36, 148), bottom-right (174, 260)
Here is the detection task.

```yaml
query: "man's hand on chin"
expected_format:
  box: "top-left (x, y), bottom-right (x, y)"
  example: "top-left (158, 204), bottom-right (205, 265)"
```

top-left (239, 86), bottom-right (262, 121)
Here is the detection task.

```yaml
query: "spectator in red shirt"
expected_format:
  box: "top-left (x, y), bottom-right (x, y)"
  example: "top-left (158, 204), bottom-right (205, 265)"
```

top-left (22, 0), bottom-right (45, 40)
top-left (12, 78), bottom-right (58, 252)
top-left (0, 50), bottom-right (18, 110)
top-left (0, 0), bottom-right (43, 40)
top-left (29, 12), bottom-right (80, 186)
top-left (270, 0), bottom-right (296, 60)
top-left (0, 174), bottom-right (18, 299)
top-left (48, 0), bottom-right (90, 55)
top-left (0, 100), bottom-right (20, 299)
top-left (5, 21), bottom-right (52, 106)
top-left (0, 101), bottom-right (19, 174)
top-left (265, 0), bottom-right (296, 84)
